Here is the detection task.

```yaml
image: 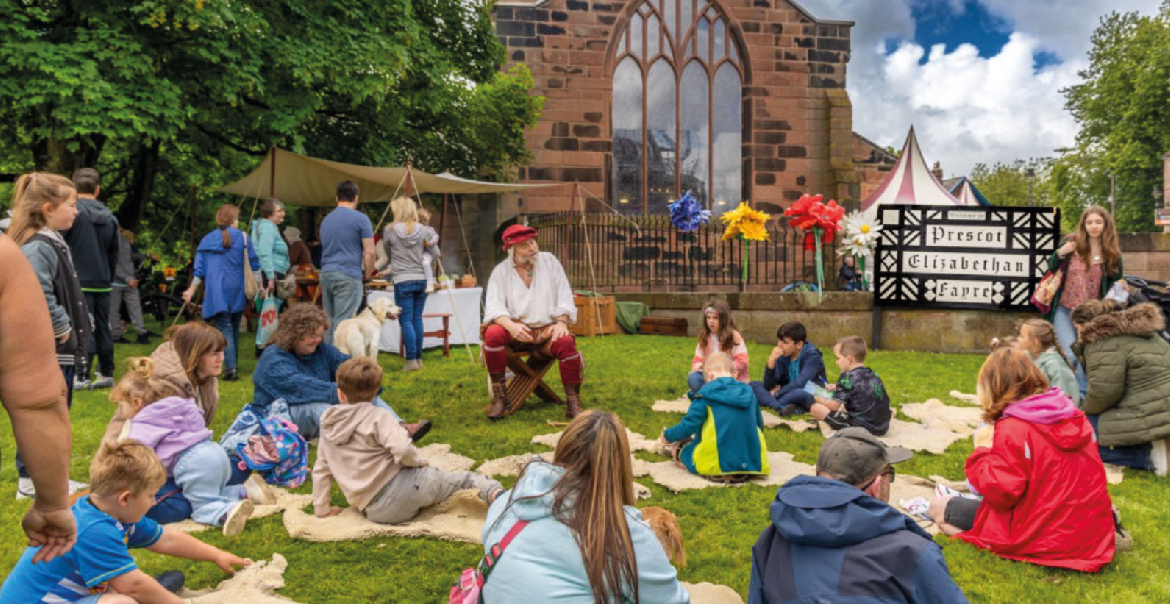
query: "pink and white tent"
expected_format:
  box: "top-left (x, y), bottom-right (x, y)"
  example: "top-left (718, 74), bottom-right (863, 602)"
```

top-left (860, 127), bottom-right (969, 211)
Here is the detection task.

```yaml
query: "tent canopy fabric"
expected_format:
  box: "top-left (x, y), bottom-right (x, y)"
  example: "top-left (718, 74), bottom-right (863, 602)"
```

top-left (945, 176), bottom-right (992, 207)
top-left (216, 148), bottom-right (557, 207)
top-left (860, 127), bottom-right (970, 211)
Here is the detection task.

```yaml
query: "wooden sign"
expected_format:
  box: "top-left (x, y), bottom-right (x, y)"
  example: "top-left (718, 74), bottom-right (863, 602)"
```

top-left (874, 206), bottom-right (1060, 310)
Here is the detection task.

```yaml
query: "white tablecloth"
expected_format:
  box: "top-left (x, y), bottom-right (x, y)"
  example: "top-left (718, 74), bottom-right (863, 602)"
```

top-left (370, 287), bottom-right (483, 354)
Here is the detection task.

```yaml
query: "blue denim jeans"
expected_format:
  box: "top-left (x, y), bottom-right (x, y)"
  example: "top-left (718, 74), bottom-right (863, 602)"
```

top-left (148, 457), bottom-right (251, 525)
top-left (288, 397), bottom-right (399, 440)
top-left (321, 271), bottom-right (364, 344)
top-left (1052, 307), bottom-right (1087, 395)
top-left (1087, 414), bottom-right (1152, 470)
top-left (394, 279), bottom-right (428, 360)
top-left (211, 310), bottom-right (243, 371)
top-left (16, 365), bottom-right (73, 478)
top-left (751, 381), bottom-right (815, 411)
top-left (172, 440), bottom-right (246, 526)
top-left (687, 371), bottom-right (705, 394)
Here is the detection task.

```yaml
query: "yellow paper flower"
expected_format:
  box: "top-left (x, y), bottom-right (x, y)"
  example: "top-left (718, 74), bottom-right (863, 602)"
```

top-left (720, 202), bottom-right (771, 242)
top-left (739, 220), bottom-right (770, 241)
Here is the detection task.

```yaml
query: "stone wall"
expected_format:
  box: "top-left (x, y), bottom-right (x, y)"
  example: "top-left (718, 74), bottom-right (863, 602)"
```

top-left (614, 291), bottom-right (1036, 354)
top-left (493, 0), bottom-right (858, 215)
top-left (1120, 232), bottom-right (1170, 284)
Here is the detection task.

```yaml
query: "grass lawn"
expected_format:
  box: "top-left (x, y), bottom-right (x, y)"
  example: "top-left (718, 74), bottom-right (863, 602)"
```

top-left (2, 325), bottom-right (1169, 603)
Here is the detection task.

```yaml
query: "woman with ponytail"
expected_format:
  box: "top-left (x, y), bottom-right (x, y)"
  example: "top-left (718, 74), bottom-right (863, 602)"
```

top-left (183, 204), bottom-right (260, 381)
top-left (481, 411), bottom-right (689, 604)
top-left (8, 172), bottom-right (90, 499)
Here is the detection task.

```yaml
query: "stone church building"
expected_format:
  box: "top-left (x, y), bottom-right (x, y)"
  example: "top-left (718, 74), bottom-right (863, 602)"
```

top-left (493, 0), bottom-right (893, 217)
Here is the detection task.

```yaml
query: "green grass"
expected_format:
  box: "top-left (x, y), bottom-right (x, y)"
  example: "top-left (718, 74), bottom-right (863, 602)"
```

top-left (3, 326), bottom-right (1169, 602)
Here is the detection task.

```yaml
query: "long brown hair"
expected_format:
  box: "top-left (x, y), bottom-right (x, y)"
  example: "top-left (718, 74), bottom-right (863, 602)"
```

top-left (7, 173), bottom-right (77, 244)
top-left (165, 322), bottom-right (226, 385)
top-left (977, 347), bottom-right (1050, 423)
top-left (1019, 319), bottom-right (1071, 368)
top-left (697, 298), bottom-right (738, 355)
top-left (215, 204), bottom-right (240, 249)
top-left (1073, 205), bottom-right (1121, 274)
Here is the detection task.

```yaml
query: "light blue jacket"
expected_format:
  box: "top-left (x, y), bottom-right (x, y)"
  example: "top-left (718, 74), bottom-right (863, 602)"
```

top-left (481, 462), bottom-right (690, 604)
top-left (251, 218), bottom-right (290, 279)
top-left (193, 227), bottom-right (260, 318)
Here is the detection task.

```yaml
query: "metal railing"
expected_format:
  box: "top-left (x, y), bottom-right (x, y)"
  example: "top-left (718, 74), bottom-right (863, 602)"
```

top-left (527, 212), bottom-right (839, 293)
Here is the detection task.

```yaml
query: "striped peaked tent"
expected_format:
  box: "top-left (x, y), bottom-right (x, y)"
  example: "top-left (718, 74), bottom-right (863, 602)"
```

top-left (860, 127), bottom-right (968, 211)
top-left (944, 176), bottom-right (992, 207)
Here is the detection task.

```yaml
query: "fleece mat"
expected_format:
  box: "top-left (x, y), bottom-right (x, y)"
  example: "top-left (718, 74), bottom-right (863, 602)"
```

top-left (283, 488), bottom-right (487, 544)
top-left (182, 554), bottom-right (299, 603)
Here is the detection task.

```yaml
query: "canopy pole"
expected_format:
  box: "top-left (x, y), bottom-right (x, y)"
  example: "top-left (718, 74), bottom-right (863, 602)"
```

top-left (372, 170), bottom-right (412, 236)
top-left (453, 196), bottom-right (475, 279)
top-left (574, 182), bottom-right (604, 334)
top-left (268, 145), bottom-right (276, 200)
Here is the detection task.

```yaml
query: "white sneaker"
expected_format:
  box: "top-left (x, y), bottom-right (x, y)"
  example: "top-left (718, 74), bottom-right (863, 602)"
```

top-left (1151, 438), bottom-right (1169, 477)
top-left (68, 480), bottom-right (88, 495)
top-left (90, 374), bottom-right (114, 389)
top-left (15, 477), bottom-right (35, 500)
top-left (221, 499), bottom-right (255, 537)
top-left (72, 377), bottom-right (91, 391)
top-left (243, 474), bottom-right (276, 505)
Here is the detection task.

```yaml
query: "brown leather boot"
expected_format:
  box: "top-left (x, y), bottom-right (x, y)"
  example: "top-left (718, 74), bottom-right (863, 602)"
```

top-left (564, 382), bottom-right (583, 419)
top-left (487, 372), bottom-right (508, 420)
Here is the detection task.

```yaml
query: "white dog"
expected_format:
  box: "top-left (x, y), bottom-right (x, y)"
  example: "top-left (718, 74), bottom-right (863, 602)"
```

top-left (333, 297), bottom-right (400, 359)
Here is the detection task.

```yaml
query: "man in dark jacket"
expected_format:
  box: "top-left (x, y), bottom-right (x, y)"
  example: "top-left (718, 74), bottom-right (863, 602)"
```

top-left (748, 428), bottom-right (969, 604)
top-left (752, 321), bottom-right (827, 414)
top-left (62, 168), bottom-right (120, 389)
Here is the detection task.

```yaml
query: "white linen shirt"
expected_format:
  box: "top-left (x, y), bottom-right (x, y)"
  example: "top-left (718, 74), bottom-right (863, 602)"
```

top-left (484, 251), bottom-right (577, 328)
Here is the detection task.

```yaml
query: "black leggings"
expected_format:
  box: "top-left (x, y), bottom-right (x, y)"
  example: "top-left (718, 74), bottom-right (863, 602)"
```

top-left (944, 496), bottom-right (980, 531)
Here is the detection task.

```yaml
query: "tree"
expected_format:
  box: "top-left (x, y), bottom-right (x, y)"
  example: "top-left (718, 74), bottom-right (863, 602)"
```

top-left (969, 159), bottom-right (1053, 208)
top-left (0, 0), bottom-right (543, 261)
top-left (1062, 1), bottom-right (1170, 232)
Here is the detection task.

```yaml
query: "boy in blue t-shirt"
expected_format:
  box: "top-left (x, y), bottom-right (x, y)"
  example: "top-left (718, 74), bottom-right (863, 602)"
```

top-left (1, 440), bottom-right (250, 604)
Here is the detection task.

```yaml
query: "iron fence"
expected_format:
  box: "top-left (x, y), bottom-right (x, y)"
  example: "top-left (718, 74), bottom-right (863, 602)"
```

top-left (527, 212), bottom-right (840, 293)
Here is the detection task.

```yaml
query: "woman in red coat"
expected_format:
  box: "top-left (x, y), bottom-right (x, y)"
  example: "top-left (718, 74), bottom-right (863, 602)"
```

top-left (928, 347), bottom-right (1115, 572)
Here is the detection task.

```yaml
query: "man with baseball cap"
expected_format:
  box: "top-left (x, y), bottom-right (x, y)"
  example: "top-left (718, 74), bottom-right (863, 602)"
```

top-left (482, 224), bottom-right (583, 420)
top-left (747, 428), bottom-right (968, 603)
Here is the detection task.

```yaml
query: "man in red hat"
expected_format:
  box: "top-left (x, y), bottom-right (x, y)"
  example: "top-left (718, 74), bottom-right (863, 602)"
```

top-left (482, 224), bottom-right (583, 420)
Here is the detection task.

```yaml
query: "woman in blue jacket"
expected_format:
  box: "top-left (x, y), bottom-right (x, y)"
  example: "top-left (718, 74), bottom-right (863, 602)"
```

top-left (481, 410), bottom-right (689, 604)
top-left (183, 204), bottom-right (259, 381)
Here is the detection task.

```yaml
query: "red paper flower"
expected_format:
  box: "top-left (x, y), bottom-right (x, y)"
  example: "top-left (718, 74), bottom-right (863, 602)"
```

top-left (784, 194), bottom-right (844, 250)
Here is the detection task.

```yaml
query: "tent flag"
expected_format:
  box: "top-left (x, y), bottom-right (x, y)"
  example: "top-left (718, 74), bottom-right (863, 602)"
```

top-left (215, 148), bottom-right (558, 207)
top-left (860, 127), bottom-right (969, 211)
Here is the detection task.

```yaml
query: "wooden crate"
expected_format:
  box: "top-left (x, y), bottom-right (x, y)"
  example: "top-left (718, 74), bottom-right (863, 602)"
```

top-left (639, 316), bottom-right (689, 336)
top-left (570, 296), bottom-right (617, 337)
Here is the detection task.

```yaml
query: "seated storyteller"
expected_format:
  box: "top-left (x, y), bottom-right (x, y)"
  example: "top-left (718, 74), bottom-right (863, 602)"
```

top-left (0, 440), bottom-right (250, 604)
top-left (748, 428), bottom-right (969, 603)
top-left (660, 352), bottom-right (768, 480)
top-left (751, 321), bottom-right (827, 414)
top-left (810, 336), bottom-right (891, 435)
top-left (115, 358), bottom-right (272, 535)
top-left (1072, 299), bottom-right (1170, 473)
top-left (249, 303), bottom-right (430, 441)
top-left (927, 347), bottom-right (1115, 572)
top-left (312, 358), bottom-right (503, 524)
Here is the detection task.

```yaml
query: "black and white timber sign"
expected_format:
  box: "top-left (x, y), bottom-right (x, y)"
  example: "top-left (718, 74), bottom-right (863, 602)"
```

top-left (874, 205), bottom-right (1060, 311)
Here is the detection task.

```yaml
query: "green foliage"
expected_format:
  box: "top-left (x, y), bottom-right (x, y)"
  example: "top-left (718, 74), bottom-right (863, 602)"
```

top-left (3, 328), bottom-right (1168, 603)
top-left (969, 159), bottom-right (1054, 208)
top-left (1061, 2), bottom-right (1170, 232)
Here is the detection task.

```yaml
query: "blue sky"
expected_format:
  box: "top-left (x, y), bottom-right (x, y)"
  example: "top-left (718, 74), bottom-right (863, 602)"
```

top-left (897, 0), bottom-right (1059, 69)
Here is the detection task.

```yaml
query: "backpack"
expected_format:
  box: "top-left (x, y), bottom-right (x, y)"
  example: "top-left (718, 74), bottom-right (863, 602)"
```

top-left (449, 520), bottom-right (529, 604)
top-left (234, 417), bottom-right (309, 488)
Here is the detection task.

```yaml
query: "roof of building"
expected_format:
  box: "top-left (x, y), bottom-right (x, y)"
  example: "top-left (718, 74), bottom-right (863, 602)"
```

top-left (860, 127), bottom-right (970, 211)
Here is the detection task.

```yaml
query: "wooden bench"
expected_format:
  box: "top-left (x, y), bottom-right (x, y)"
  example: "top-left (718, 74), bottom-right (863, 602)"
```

top-left (501, 348), bottom-right (563, 416)
top-left (399, 313), bottom-right (452, 357)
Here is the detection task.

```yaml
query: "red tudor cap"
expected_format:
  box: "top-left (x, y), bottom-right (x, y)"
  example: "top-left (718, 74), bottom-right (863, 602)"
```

top-left (501, 224), bottom-right (538, 250)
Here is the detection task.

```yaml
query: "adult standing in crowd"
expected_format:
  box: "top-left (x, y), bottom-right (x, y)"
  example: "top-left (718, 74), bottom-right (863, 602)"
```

top-left (110, 228), bottom-right (150, 345)
top-left (62, 168), bottom-right (120, 390)
top-left (285, 226), bottom-right (313, 269)
top-left (251, 303), bottom-right (430, 441)
top-left (101, 322), bottom-right (229, 522)
top-left (483, 225), bottom-right (583, 420)
top-left (319, 180), bottom-right (374, 344)
top-left (183, 204), bottom-right (260, 382)
top-left (749, 428), bottom-right (969, 603)
top-left (1045, 205), bottom-right (1123, 393)
top-left (0, 233), bottom-right (78, 562)
top-left (1072, 299), bottom-right (1170, 473)
top-left (253, 198), bottom-right (291, 297)
top-left (384, 197), bottom-right (433, 371)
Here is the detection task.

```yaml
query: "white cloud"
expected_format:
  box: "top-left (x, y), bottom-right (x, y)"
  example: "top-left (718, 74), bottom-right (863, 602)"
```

top-left (800, 0), bottom-right (1163, 177)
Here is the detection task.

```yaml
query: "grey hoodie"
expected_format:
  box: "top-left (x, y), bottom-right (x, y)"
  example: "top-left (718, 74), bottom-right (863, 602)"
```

top-left (383, 222), bottom-right (432, 284)
top-left (312, 402), bottom-right (423, 514)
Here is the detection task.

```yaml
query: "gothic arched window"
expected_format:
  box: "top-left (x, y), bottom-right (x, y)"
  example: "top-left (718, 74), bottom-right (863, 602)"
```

top-left (611, 0), bottom-right (743, 216)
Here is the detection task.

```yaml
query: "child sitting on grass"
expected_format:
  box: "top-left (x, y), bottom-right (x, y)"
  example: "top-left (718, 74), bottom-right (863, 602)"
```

top-left (752, 321), bottom-right (827, 415)
top-left (1015, 319), bottom-right (1082, 407)
top-left (313, 357), bottom-right (504, 524)
top-left (115, 358), bottom-right (271, 536)
top-left (811, 336), bottom-right (891, 435)
top-left (0, 440), bottom-right (250, 603)
top-left (660, 352), bottom-right (769, 480)
top-left (687, 298), bottom-right (750, 393)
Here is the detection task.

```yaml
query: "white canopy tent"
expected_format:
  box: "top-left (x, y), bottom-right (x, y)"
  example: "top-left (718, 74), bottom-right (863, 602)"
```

top-left (860, 127), bottom-right (969, 211)
top-left (215, 147), bottom-right (557, 206)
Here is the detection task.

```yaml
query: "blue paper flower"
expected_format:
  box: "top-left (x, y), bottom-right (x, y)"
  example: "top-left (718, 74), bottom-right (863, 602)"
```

top-left (669, 191), bottom-right (711, 232)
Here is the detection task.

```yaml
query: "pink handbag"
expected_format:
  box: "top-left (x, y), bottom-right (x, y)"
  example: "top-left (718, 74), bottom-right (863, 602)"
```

top-left (449, 520), bottom-right (528, 604)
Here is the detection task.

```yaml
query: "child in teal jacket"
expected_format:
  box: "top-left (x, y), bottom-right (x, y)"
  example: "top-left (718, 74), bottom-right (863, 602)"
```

top-left (661, 353), bottom-right (769, 477)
